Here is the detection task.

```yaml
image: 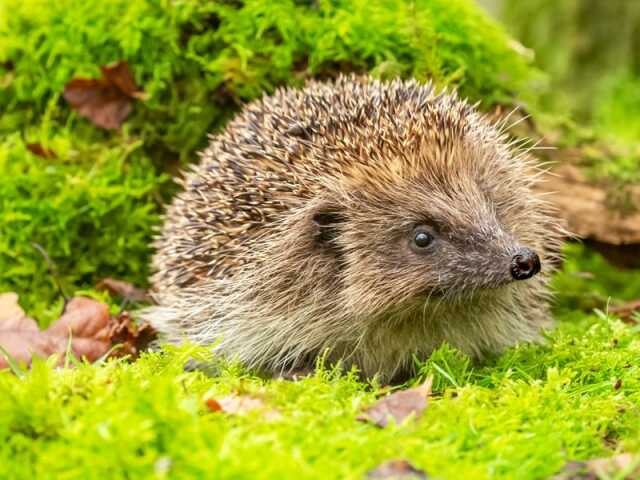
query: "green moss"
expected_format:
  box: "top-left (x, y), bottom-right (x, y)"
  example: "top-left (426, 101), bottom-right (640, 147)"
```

top-left (1, 313), bottom-right (639, 479)
top-left (0, 0), bottom-right (539, 162)
top-left (552, 243), bottom-right (640, 314)
top-left (591, 74), bottom-right (640, 144)
top-left (0, 130), bottom-right (166, 322)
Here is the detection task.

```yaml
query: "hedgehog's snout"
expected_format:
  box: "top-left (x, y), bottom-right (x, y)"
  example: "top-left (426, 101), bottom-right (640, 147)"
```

top-left (510, 248), bottom-right (541, 281)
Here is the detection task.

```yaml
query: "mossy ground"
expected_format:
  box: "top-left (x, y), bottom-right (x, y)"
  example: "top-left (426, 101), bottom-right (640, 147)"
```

top-left (2, 304), bottom-right (639, 480)
top-left (1, 1), bottom-right (639, 479)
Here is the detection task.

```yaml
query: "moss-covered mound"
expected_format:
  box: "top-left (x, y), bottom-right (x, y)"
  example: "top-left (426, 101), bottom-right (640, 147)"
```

top-left (0, 0), bottom-right (538, 320)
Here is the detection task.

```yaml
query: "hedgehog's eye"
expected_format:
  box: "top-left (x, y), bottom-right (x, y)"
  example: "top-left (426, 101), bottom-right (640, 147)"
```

top-left (411, 226), bottom-right (434, 252)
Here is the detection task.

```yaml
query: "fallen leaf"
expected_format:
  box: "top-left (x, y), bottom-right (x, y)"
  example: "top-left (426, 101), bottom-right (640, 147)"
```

top-left (63, 61), bottom-right (145, 130)
top-left (205, 398), bottom-right (223, 412)
top-left (0, 295), bottom-right (109, 368)
top-left (99, 61), bottom-right (145, 99)
top-left (553, 453), bottom-right (640, 479)
top-left (0, 293), bottom-right (155, 370)
top-left (0, 292), bottom-right (35, 327)
top-left (107, 310), bottom-right (157, 359)
top-left (358, 376), bottom-right (433, 428)
top-left (0, 293), bottom-right (60, 368)
top-left (46, 296), bottom-right (112, 361)
top-left (96, 277), bottom-right (152, 303)
top-left (367, 460), bottom-right (428, 479)
top-left (206, 394), bottom-right (281, 420)
top-left (26, 143), bottom-right (57, 159)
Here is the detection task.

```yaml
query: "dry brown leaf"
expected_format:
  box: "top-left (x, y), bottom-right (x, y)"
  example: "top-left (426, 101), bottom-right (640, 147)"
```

top-left (0, 294), bottom-right (60, 368)
top-left (26, 143), bottom-right (56, 159)
top-left (96, 277), bottom-right (152, 303)
top-left (63, 61), bottom-right (145, 130)
top-left (46, 296), bottom-right (112, 361)
top-left (553, 453), bottom-right (640, 479)
top-left (0, 292), bottom-right (35, 328)
top-left (206, 394), bottom-right (281, 420)
top-left (0, 293), bottom-right (60, 367)
top-left (107, 310), bottom-right (157, 359)
top-left (0, 293), bottom-right (155, 370)
top-left (358, 376), bottom-right (433, 428)
top-left (0, 295), bottom-right (110, 368)
top-left (205, 398), bottom-right (223, 412)
top-left (367, 460), bottom-right (428, 479)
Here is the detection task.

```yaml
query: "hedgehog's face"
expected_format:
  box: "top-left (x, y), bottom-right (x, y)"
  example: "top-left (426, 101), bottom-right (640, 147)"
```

top-left (311, 176), bottom-right (544, 314)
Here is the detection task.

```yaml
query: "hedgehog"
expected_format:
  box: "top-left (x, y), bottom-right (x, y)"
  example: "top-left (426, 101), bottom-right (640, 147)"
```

top-left (144, 76), bottom-right (563, 381)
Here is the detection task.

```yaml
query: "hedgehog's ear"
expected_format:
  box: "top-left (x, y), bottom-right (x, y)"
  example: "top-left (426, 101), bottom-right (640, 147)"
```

top-left (312, 207), bottom-right (345, 245)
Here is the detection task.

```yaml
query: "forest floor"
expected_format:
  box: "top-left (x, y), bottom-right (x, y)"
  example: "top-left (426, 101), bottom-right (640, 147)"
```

top-left (1, 245), bottom-right (640, 480)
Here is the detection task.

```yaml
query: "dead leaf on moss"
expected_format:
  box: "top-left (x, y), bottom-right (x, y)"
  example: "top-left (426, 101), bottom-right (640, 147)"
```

top-left (205, 398), bottom-right (223, 412)
top-left (0, 293), bottom-right (32, 325)
top-left (0, 295), bottom-right (110, 368)
top-left (0, 292), bottom-right (55, 367)
top-left (206, 394), bottom-right (282, 420)
top-left (26, 143), bottom-right (57, 159)
top-left (96, 277), bottom-right (152, 303)
top-left (107, 310), bottom-right (157, 359)
top-left (553, 453), bottom-right (640, 479)
top-left (63, 61), bottom-right (145, 130)
top-left (47, 296), bottom-right (113, 361)
top-left (0, 293), bottom-right (155, 370)
top-left (367, 460), bottom-right (428, 479)
top-left (358, 376), bottom-right (433, 428)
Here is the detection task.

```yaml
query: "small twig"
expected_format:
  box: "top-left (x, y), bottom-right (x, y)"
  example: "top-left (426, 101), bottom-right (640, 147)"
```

top-left (32, 242), bottom-right (70, 313)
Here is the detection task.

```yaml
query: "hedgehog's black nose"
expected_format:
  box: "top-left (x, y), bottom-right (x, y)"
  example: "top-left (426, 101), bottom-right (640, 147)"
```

top-left (510, 248), bottom-right (541, 280)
